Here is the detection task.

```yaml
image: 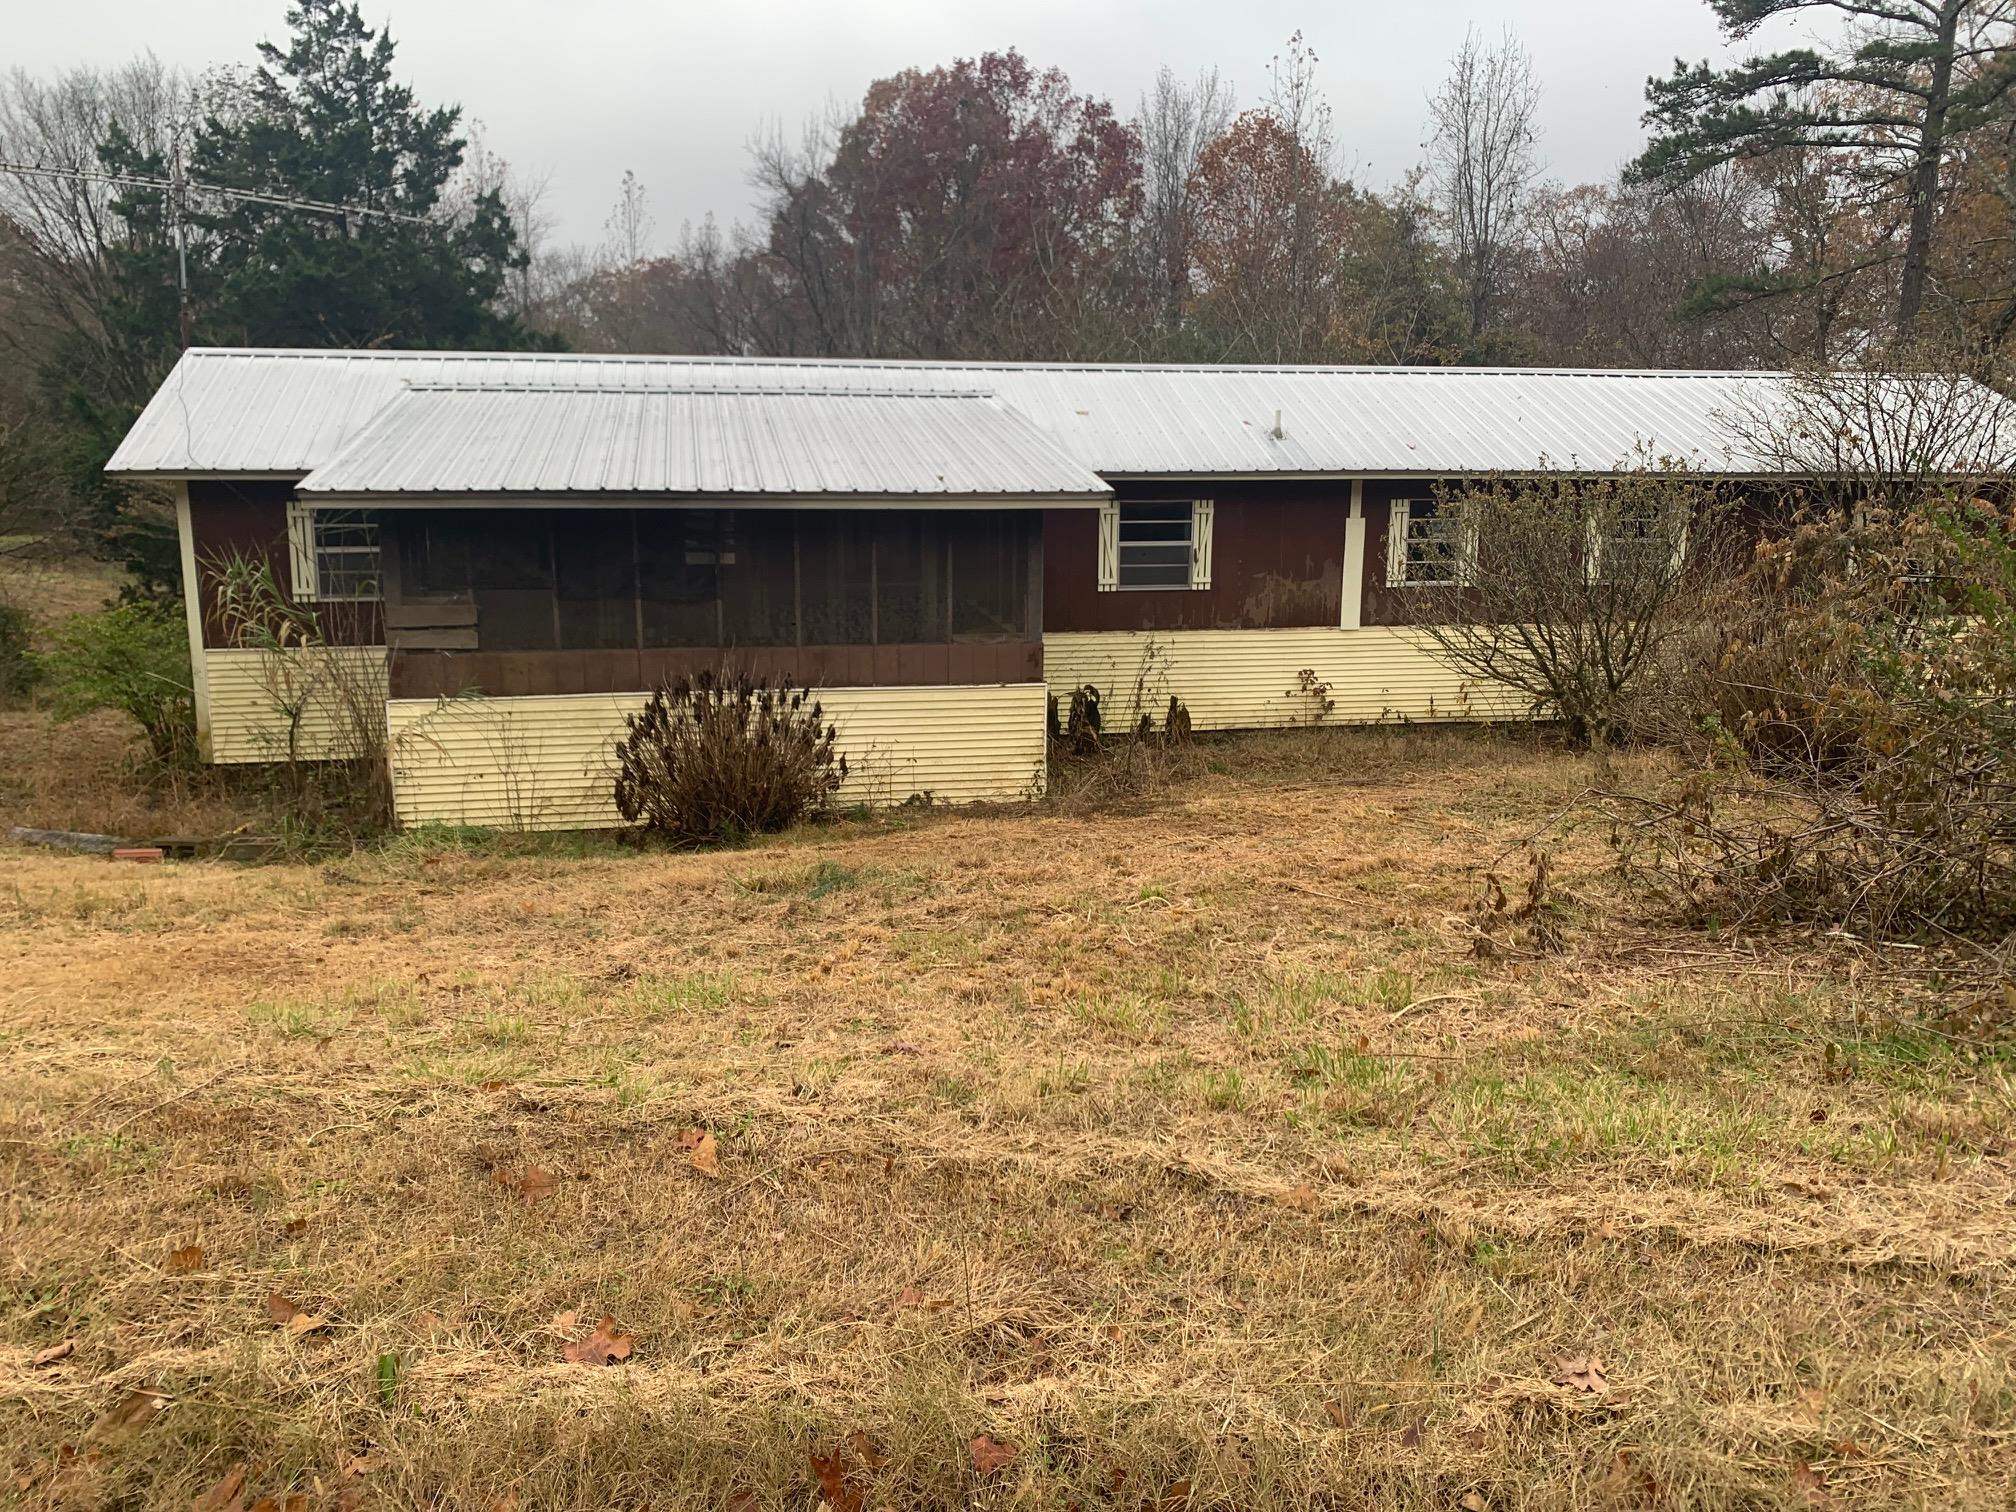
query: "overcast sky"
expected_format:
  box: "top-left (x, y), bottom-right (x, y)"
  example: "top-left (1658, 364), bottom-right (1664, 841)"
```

top-left (17, 1), bottom-right (1762, 252)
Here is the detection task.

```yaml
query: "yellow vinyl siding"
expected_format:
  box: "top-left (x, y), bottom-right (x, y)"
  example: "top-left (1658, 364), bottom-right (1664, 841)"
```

top-left (203, 647), bottom-right (390, 764)
top-left (1042, 627), bottom-right (1525, 729)
top-left (385, 682), bottom-right (1049, 832)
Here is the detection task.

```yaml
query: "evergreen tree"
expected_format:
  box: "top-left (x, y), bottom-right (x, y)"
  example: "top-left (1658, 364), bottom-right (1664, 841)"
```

top-left (1629, 0), bottom-right (2016, 338)
top-left (185, 0), bottom-right (538, 347)
top-left (52, 1), bottom-right (555, 587)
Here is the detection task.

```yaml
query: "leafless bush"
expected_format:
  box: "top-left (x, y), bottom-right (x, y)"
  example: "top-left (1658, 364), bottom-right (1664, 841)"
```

top-left (206, 550), bottom-right (392, 836)
top-left (612, 669), bottom-right (847, 845)
top-left (1045, 641), bottom-right (1200, 812)
top-left (1401, 458), bottom-right (1737, 746)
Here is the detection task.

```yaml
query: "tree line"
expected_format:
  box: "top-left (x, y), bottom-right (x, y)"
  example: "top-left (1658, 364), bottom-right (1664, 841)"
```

top-left (4, 0), bottom-right (2016, 582)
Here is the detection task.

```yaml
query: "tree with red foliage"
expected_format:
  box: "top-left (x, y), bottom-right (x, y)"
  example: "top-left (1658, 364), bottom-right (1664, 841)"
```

top-left (752, 49), bottom-right (1142, 359)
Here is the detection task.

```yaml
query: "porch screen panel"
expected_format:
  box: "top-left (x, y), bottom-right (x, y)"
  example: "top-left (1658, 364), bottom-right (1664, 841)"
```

top-left (555, 512), bottom-right (637, 650)
top-left (949, 513), bottom-right (1033, 639)
top-left (639, 510), bottom-right (722, 646)
top-left (402, 515), bottom-right (474, 595)
top-left (797, 512), bottom-right (876, 643)
top-left (719, 511), bottom-right (795, 646)
top-left (877, 512), bottom-right (947, 643)
top-left (474, 513), bottom-right (558, 651)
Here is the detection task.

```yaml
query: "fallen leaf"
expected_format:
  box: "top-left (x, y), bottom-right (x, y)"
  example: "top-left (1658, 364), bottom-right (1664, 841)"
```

top-left (493, 1165), bottom-right (557, 1204)
top-left (1284, 1183), bottom-right (1320, 1211)
top-left (969, 1434), bottom-right (1019, 1476)
top-left (725, 1494), bottom-right (758, 1512)
top-left (94, 1387), bottom-right (170, 1439)
top-left (844, 1429), bottom-right (886, 1470)
top-left (31, 1339), bottom-right (76, 1367)
top-left (192, 1461), bottom-right (248, 1511)
top-left (1550, 1352), bottom-right (1609, 1394)
top-left (680, 1128), bottom-right (721, 1177)
top-left (1144, 1480), bottom-right (1192, 1511)
top-left (808, 1448), bottom-right (863, 1512)
top-left (266, 1293), bottom-right (304, 1327)
top-left (561, 1314), bottom-right (633, 1366)
top-left (1459, 1493), bottom-right (1487, 1512)
top-left (1789, 1457), bottom-right (1832, 1507)
top-left (1322, 1398), bottom-right (1350, 1429)
top-left (549, 1309), bottom-right (580, 1336)
top-left (248, 1497), bottom-right (310, 1512)
top-left (342, 1453), bottom-right (381, 1478)
top-left (166, 1244), bottom-right (204, 1275)
top-left (1398, 1419), bottom-right (1423, 1449)
top-left (286, 1311), bottom-right (330, 1338)
top-left (281, 1218), bottom-right (308, 1239)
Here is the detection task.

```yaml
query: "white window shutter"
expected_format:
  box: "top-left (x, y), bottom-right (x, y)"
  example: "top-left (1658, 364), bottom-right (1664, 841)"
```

top-left (1189, 498), bottom-right (1214, 589)
top-left (1458, 508), bottom-right (1480, 586)
top-left (285, 500), bottom-right (319, 602)
top-left (1097, 500), bottom-right (1119, 590)
top-left (1386, 499), bottom-right (1411, 587)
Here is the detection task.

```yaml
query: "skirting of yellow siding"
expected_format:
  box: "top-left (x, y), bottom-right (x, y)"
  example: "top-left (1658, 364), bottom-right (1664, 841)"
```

top-left (1041, 627), bottom-right (1526, 730)
top-left (385, 682), bottom-right (1049, 832)
top-left (203, 647), bottom-right (390, 764)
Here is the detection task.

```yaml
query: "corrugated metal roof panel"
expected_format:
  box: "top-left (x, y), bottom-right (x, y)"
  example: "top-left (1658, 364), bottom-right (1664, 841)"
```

top-left (293, 383), bottom-right (1112, 498)
top-left (105, 346), bottom-right (2015, 479)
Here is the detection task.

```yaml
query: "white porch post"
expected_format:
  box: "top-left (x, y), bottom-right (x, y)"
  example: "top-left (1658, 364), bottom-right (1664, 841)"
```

top-left (175, 482), bottom-right (212, 757)
top-left (1340, 479), bottom-right (1365, 631)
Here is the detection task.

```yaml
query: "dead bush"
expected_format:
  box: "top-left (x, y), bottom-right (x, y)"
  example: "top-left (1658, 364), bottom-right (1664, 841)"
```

top-left (613, 669), bottom-right (847, 844)
top-left (1606, 499), bottom-right (2016, 939)
top-left (1045, 696), bottom-right (1200, 813)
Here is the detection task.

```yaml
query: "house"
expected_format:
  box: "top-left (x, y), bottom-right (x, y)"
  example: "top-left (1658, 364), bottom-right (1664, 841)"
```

top-left (107, 349), bottom-right (1870, 829)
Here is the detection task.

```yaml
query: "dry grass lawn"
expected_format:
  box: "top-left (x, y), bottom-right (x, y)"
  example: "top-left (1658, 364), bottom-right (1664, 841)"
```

top-left (1, 725), bottom-right (2012, 1509)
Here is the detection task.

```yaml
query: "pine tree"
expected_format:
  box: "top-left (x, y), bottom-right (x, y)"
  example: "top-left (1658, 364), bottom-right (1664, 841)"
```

top-left (1629, 0), bottom-right (2016, 338)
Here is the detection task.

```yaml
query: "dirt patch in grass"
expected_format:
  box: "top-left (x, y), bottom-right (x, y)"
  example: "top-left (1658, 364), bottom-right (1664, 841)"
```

top-left (1, 728), bottom-right (2011, 1508)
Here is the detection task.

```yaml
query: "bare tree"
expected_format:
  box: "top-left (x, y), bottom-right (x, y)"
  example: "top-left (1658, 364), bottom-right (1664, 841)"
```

top-left (1426, 27), bottom-right (1541, 346)
top-left (0, 57), bottom-right (199, 378)
top-left (1136, 66), bottom-right (1232, 326)
top-left (1398, 461), bottom-right (1732, 745)
top-left (450, 120), bottom-right (559, 324)
top-left (604, 168), bottom-right (655, 267)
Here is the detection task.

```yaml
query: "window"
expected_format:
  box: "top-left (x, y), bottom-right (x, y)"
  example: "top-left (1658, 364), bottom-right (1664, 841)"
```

top-left (1098, 499), bottom-right (1214, 591)
top-left (287, 504), bottom-right (382, 602)
top-left (1385, 499), bottom-right (1473, 588)
top-left (1588, 499), bottom-right (1685, 584)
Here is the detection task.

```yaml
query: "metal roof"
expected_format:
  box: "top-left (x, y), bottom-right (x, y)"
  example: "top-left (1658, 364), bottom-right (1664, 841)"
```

top-left (294, 383), bottom-right (1111, 500)
top-left (105, 346), bottom-right (2009, 480)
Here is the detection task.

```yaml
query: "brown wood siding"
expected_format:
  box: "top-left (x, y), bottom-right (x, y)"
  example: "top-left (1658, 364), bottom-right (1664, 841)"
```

top-left (1360, 479), bottom-right (1429, 629)
top-left (389, 641), bottom-right (1043, 700)
top-left (186, 479), bottom-right (382, 646)
top-left (1044, 481), bottom-right (1346, 632)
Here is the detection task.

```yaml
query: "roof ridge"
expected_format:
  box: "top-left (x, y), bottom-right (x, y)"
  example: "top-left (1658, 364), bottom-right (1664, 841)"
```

top-left (178, 347), bottom-right (1802, 380)
top-left (400, 381), bottom-right (1001, 398)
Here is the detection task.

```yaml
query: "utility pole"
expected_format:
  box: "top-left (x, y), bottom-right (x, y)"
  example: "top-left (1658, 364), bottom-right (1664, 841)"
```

top-left (170, 138), bottom-right (191, 349)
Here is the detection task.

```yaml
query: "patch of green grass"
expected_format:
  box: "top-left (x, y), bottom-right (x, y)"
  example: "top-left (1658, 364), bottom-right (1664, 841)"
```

top-left (1069, 990), bottom-right (1171, 1044)
top-left (631, 969), bottom-right (739, 1017)
top-left (245, 998), bottom-right (348, 1040)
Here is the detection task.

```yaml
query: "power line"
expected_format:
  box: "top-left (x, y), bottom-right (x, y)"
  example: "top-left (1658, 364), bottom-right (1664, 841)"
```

top-left (0, 153), bottom-right (436, 346)
top-left (0, 156), bottom-right (432, 226)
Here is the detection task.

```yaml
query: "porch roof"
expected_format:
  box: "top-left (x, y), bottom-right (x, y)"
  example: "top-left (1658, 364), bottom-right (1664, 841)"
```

top-left (292, 383), bottom-right (1112, 503)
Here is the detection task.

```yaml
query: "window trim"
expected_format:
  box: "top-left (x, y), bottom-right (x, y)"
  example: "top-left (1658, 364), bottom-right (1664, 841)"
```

top-left (1385, 498), bottom-right (1475, 588)
top-left (1098, 498), bottom-right (1214, 592)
